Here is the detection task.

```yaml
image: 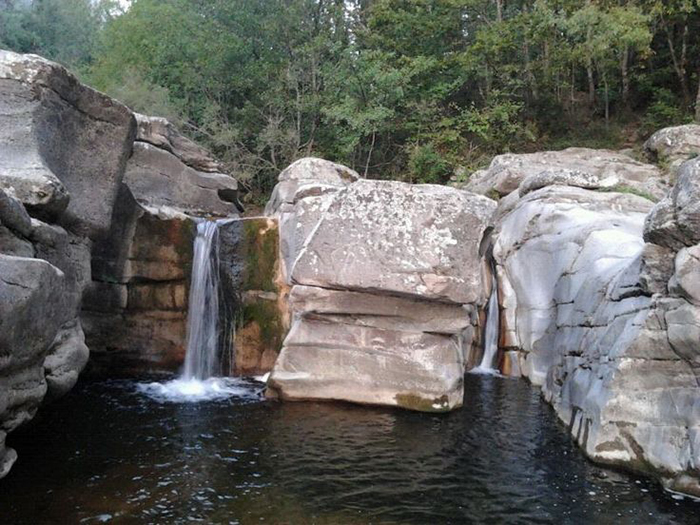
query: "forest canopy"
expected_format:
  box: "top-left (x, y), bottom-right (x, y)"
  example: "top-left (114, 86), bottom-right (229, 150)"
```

top-left (2, 0), bottom-right (700, 196)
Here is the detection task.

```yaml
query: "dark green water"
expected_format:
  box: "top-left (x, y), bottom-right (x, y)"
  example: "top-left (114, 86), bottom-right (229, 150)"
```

top-left (1, 374), bottom-right (697, 524)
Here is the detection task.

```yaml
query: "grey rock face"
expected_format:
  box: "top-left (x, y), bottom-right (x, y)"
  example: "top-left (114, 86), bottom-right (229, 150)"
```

top-left (267, 158), bottom-right (493, 411)
top-left (289, 285), bottom-right (471, 334)
top-left (465, 147), bottom-right (667, 200)
top-left (83, 198), bottom-right (196, 375)
top-left (125, 115), bottom-right (240, 218)
top-left (43, 320), bottom-right (90, 400)
top-left (0, 50), bottom-right (135, 237)
top-left (645, 124), bottom-right (700, 172)
top-left (645, 159), bottom-right (700, 250)
top-left (270, 317), bottom-right (465, 411)
top-left (134, 113), bottom-right (223, 173)
top-left (0, 254), bottom-right (66, 475)
top-left (491, 169), bottom-right (700, 497)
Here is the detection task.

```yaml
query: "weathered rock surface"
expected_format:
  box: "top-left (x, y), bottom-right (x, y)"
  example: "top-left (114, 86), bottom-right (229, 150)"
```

top-left (645, 124), bottom-right (700, 173)
top-left (464, 148), bottom-right (667, 200)
top-left (267, 159), bottom-right (494, 411)
top-left (270, 318), bottom-right (465, 411)
top-left (83, 203), bottom-right (195, 375)
top-left (265, 157), bottom-right (359, 216)
top-left (289, 285), bottom-right (472, 334)
top-left (489, 160), bottom-right (700, 497)
top-left (134, 113), bottom-right (223, 173)
top-left (291, 180), bottom-right (495, 304)
top-left (0, 253), bottom-right (67, 476)
top-left (0, 50), bottom-right (135, 236)
top-left (124, 140), bottom-right (239, 218)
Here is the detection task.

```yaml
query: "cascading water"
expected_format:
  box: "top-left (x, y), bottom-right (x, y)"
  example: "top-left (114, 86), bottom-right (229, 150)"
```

top-left (139, 218), bottom-right (260, 403)
top-left (472, 267), bottom-right (500, 374)
top-left (183, 220), bottom-right (224, 380)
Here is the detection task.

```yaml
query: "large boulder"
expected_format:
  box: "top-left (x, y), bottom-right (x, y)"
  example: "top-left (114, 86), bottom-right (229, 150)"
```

top-left (267, 159), bottom-right (495, 411)
top-left (134, 113), bottom-right (223, 173)
top-left (0, 50), bottom-right (135, 237)
top-left (492, 186), bottom-right (653, 380)
top-left (645, 124), bottom-right (700, 173)
top-left (489, 158), bottom-right (700, 497)
top-left (290, 180), bottom-right (495, 304)
top-left (464, 148), bottom-right (667, 201)
top-left (125, 115), bottom-right (241, 217)
top-left (0, 254), bottom-right (67, 476)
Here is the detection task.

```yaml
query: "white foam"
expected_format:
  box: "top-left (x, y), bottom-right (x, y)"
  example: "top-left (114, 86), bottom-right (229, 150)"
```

top-left (469, 366), bottom-right (503, 377)
top-left (137, 377), bottom-right (261, 403)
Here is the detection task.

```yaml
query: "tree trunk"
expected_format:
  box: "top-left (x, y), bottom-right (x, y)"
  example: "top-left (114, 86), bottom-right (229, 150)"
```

top-left (603, 74), bottom-right (609, 125)
top-left (621, 46), bottom-right (630, 109)
top-left (570, 64), bottom-right (575, 113)
top-left (695, 71), bottom-right (700, 122)
top-left (663, 17), bottom-right (691, 109)
top-left (586, 26), bottom-right (595, 107)
top-left (524, 39), bottom-right (538, 101)
top-left (364, 130), bottom-right (376, 178)
top-left (587, 59), bottom-right (595, 106)
top-left (495, 0), bottom-right (503, 22)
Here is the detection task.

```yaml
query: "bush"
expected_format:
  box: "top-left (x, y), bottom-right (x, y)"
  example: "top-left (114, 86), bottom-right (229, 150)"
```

top-left (407, 143), bottom-right (452, 184)
top-left (641, 88), bottom-right (692, 137)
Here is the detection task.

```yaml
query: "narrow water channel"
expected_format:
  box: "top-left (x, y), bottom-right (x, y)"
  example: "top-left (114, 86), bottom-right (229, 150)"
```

top-left (1, 374), bottom-right (696, 524)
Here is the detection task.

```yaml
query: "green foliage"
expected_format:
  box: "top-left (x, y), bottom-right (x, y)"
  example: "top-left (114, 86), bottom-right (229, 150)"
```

top-left (2, 0), bottom-right (700, 195)
top-left (408, 143), bottom-right (451, 184)
top-left (0, 0), bottom-right (119, 69)
top-left (92, 66), bottom-right (184, 124)
top-left (641, 88), bottom-right (693, 136)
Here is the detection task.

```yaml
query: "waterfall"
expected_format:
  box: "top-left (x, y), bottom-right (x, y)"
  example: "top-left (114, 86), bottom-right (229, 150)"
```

top-left (183, 219), bottom-right (225, 380)
top-left (474, 268), bottom-right (500, 373)
top-left (138, 218), bottom-right (261, 403)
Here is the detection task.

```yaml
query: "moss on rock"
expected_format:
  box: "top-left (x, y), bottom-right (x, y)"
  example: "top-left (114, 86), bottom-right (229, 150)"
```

top-left (394, 393), bottom-right (452, 413)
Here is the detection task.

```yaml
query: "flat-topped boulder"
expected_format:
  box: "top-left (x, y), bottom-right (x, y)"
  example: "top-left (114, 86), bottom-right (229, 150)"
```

top-left (266, 158), bottom-right (494, 412)
top-left (464, 147), bottom-right (667, 200)
top-left (291, 179), bottom-right (495, 304)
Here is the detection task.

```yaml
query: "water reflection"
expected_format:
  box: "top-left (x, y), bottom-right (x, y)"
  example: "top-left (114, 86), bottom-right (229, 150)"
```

top-left (0, 375), bottom-right (697, 524)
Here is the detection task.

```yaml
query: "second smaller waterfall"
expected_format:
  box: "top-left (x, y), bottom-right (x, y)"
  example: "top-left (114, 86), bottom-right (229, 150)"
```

top-left (473, 269), bottom-right (500, 374)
